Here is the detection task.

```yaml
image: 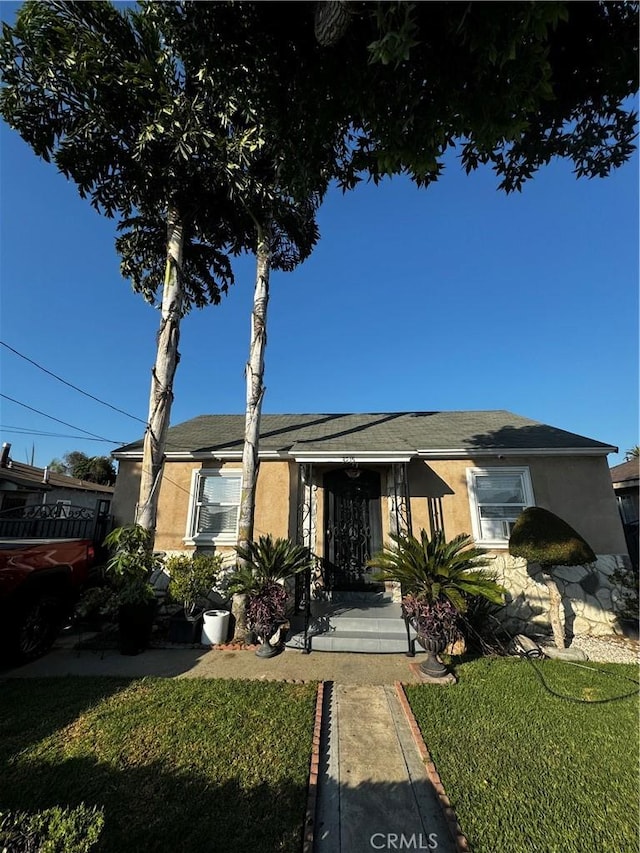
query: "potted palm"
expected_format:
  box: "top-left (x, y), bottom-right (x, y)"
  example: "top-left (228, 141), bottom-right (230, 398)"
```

top-left (368, 530), bottom-right (506, 680)
top-left (165, 552), bottom-right (223, 643)
top-left (103, 525), bottom-right (162, 655)
top-left (231, 535), bottom-right (313, 657)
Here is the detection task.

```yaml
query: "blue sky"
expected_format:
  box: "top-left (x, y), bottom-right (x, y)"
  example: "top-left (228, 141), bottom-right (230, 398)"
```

top-left (0, 33), bottom-right (637, 470)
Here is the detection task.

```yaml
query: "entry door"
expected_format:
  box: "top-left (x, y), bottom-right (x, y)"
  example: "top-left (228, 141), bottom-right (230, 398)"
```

top-left (324, 469), bottom-right (383, 591)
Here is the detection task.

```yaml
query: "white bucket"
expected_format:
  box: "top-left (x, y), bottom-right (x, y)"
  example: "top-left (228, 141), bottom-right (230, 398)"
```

top-left (201, 609), bottom-right (230, 645)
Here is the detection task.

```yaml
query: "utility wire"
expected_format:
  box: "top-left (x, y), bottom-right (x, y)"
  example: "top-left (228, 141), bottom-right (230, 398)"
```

top-left (0, 425), bottom-right (117, 444)
top-left (0, 340), bottom-right (148, 426)
top-left (0, 393), bottom-right (123, 444)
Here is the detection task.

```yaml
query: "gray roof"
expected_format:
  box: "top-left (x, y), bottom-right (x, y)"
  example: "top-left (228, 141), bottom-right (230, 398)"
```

top-left (610, 459), bottom-right (640, 485)
top-left (113, 411), bottom-right (615, 457)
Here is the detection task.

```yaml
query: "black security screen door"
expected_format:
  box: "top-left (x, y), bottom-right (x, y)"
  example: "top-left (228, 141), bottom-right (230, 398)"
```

top-left (324, 468), bottom-right (383, 591)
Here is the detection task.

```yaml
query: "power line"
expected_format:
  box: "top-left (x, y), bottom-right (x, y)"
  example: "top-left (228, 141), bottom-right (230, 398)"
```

top-left (0, 425), bottom-right (117, 444)
top-left (0, 394), bottom-right (123, 444)
top-left (0, 340), bottom-right (148, 426)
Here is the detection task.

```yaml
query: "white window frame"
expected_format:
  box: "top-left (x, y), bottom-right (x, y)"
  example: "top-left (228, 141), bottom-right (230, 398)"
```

top-left (466, 467), bottom-right (534, 548)
top-left (184, 468), bottom-right (243, 545)
top-left (55, 500), bottom-right (71, 518)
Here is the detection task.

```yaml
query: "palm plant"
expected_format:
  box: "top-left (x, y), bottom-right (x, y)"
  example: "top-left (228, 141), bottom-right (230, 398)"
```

top-left (368, 530), bottom-right (505, 612)
top-left (229, 535), bottom-right (313, 654)
top-left (368, 530), bottom-right (505, 677)
top-left (230, 535), bottom-right (312, 592)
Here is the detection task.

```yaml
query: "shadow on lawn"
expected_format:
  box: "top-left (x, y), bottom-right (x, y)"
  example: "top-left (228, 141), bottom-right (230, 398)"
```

top-left (0, 678), bottom-right (312, 853)
top-left (1, 754), bottom-right (308, 853)
top-left (0, 677), bottom-right (134, 755)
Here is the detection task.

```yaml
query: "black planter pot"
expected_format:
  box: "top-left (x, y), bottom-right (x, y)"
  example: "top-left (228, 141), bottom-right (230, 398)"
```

top-left (168, 610), bottom-right (204, 644)
top-left (416, 633), bottom-right (449, 679)
top-left (254, 622), bottom-right (285, 658)
top-left (118, 601), bottom-right (157, 656)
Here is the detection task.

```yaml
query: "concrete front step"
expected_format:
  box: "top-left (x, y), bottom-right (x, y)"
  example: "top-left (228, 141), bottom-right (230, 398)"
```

top-left (285, 595), bottom-right (419, 654)
top-left (311, 630), bottom-right (413, 654)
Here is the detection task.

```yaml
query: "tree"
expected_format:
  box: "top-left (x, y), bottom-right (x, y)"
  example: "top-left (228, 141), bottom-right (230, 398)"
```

top-left (0, 0), bottom-right (258, 536)
top-left (625, 447), bottom-right (640, 460)
top-left (48, 451), bottom-right (116, 485)
top-left (509, 506), bottom-right (596, 648)
top-left (229, 0), bottom-right (638, 636)
top-left (3, 0), bottom-right (637, 556)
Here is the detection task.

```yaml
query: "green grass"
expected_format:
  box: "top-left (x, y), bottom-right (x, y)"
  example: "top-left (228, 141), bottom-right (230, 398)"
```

top-left (405, 658), bottom-right (639, 853)
top-left (0, 677), bottom-right (318, 853)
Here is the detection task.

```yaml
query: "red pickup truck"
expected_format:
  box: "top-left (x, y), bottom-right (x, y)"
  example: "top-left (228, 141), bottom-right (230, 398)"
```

top-left (0, 537), bottom-right (98, 663)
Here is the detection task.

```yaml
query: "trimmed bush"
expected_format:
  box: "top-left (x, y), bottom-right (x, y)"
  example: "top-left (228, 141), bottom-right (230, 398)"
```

top-left (509, 507), bottom-right (595, 568)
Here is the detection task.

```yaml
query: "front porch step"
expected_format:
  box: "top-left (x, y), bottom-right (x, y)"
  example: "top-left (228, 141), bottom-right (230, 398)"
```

top-left (310, 630), bottom-right (413, 654)
top-left (285, 594), bottom-right (420, 654)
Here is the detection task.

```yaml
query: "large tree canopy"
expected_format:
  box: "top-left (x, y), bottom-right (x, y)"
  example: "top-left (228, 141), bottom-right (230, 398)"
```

top-left (49, 451), bottom-right (116, 486)
top-left (1, 0), bottom-right (637, 545)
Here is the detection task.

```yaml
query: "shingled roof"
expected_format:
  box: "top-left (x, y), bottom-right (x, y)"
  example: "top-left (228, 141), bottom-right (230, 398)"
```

top-left (610, 459), bottom-right (640, 486)
top-left (113, 411), bottom-right (615, 458)
top-left (0, 459), bottom-right (114, 493)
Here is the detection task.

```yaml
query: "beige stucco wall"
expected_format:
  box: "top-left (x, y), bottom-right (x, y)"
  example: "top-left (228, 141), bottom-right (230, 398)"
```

top-left (406, 455), bottom-right (626, 555)
top-left (113, 454), bottom-right (625, 556)
top-left (111, 460), bottom-right (142, 528)
top-left (111, 459), bottom-right (292, 554)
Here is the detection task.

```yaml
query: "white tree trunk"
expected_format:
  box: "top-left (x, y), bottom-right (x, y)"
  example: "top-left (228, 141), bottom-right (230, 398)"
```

top-left (237, 221), bottom-right (271, 551)
top-left (136, 207), bottom-right (184, 538)
top-left (233, 222), bottom-right (271, 642)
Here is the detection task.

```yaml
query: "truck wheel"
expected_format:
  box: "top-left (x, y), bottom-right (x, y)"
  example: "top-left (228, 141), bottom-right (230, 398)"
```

top-left (9, 593), bottom-right (66, 664)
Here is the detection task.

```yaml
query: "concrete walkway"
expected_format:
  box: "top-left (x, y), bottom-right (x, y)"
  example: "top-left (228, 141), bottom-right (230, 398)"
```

top-left (314, 684), bottom-right (455, 853)
top-left (3, 641), bottom-right (460, 853)
top-left (3, 635), bottom-right (426, 684)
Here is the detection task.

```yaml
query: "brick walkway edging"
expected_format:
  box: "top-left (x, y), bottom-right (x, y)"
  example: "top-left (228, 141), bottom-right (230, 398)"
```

top-left (302, 681), bottom-right (325, 853)
top-left (394, 682), bottom-right (471, 853)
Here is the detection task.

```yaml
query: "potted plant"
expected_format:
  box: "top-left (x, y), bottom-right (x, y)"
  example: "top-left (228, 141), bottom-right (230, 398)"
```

top-left (103, 525), bottom-right (162, 655)
top-left (165, 552), bottom-right (223, 643)
top-left (368, 529), bottom-right (506, 679)
top-left (230, 535), bottom-right (313, 657)
top-left (509, 506), bottom-right (596, 649)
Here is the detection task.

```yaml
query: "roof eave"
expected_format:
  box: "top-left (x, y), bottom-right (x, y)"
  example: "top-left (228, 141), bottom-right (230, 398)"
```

top-left (417, 446), bottom-right (616, 458)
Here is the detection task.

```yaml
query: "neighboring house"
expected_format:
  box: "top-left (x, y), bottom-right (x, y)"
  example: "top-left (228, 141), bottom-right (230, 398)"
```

top-left (610, 458), bottom-right (639, 570)
top-left (0, 442), bottom-right (113, 523)
top-left (112, 410), bottom-right (629, 639)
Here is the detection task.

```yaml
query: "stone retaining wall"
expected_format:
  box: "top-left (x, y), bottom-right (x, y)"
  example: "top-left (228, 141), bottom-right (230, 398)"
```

top-left (489, 553), bottom-right (630, 637)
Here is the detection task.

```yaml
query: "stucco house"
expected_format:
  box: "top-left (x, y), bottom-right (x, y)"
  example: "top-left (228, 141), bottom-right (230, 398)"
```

top-left (0, 442), bottom-right (113, 512)
top-left (0, 442), bottom-right (114, 540)
top-left (112, 410), bottom-right (629, 646)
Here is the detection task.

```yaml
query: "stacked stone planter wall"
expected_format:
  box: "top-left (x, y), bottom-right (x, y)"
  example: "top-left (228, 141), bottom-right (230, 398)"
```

top-left (488, 553), bottom-right (630, 637)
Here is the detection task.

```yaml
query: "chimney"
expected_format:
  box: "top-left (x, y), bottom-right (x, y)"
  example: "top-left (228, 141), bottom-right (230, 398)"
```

top-left (42, 466), bottom-right (50, 484)
top-left (0, 443), bottom-right (10, 468)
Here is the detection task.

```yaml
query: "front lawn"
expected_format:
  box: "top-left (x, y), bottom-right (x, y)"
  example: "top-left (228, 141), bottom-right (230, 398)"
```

top-left (0, 677), bottom-right (317, 852)
top-left (405, 657), bottom-right (639, 853)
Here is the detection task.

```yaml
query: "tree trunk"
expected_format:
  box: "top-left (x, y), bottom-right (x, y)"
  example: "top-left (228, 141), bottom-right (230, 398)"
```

top-left (314, 1), bottom-right (351, 46)
top-left (233, 221), bottom-right (271, 642)
top-left (238, 221), bottom-right (271, 550)
top-left (136, 207), bottom-right (184, 539)
top-left (542, 570), bottom-right (565, 649)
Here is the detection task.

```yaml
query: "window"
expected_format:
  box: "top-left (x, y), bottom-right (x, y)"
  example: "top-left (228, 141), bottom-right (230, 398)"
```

top-left (186, 470), bottom-right (242, 544)
top-left (467, 467), bottom-right (534, 546)
top-left (55, 500), bottom-right (71, 518)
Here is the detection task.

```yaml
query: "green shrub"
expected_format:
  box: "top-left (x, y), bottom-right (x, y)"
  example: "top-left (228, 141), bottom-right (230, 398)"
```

top-left (509, 507), bottom-right (595, 568)
top-left (165, 552), bottom-right (223, 613)
top-left (611, 560), bottom-right (639, 622)
top-left (0, 804), bottom-right (104, 853)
